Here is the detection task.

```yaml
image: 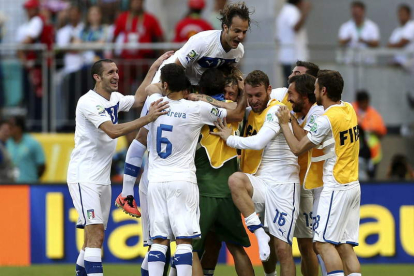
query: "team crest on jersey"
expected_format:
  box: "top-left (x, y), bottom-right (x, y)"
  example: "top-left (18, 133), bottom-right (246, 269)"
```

top-left (87, 209), bottom-right (95, 219)
top-left (186, 50), bottom-right (198, 61)
top-left (210, 107), bottom-right (221, 117)
top-left (96, 105), bottom-right (105, 115)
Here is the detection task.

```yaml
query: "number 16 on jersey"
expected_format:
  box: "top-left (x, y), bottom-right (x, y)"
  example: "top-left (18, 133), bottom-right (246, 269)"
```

top-left (157, 124), bottom-right (173, 159)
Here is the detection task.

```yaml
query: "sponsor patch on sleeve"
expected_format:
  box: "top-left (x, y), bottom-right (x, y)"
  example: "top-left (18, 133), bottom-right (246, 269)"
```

top-left (96, 105), bottom-right (106, 116)
top-left (266, 113), bottom-right (274, 122)
top-left (186, 50), bottom-right (198, 61)
top-left (310, 123), bottom-right (318, 133)
top-left (210, 107), bottom-right (221, 117)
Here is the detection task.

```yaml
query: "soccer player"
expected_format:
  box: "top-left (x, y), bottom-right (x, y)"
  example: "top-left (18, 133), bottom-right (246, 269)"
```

top-left (66, 58), bottom-right (169, 276)
top-left (276, 70), bottom-right (362, 276)
top-left (192, 68), bottom-right (253, 276)
top-left (116, 1), bottom-right (252, 217)
top-left (286, 73), bottom-right (325, 276)
top-left (152, 2), bottom-right (251, 85)
top-left (272, 60), bottom-right (322, 276)
top-left (144, 63), bottom-right (245, 276)
top-left (212, 70), bottom-right (300, 276)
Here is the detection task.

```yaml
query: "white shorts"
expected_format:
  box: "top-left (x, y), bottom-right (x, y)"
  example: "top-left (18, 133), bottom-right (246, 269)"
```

top-left (148, 181), bottom-right (201, 240)
top-left (245, 173), bottom-right (267, 223)
top-left (313, 184), bottom-right (361, 245)
top-left (138, 162), bottom-right (151, 246)
top-left (294, 186), bottom-right (314, 239)
top-left (265, 183), bottom-right (300, 245)
top-left (68, 183), bottom-right (111, 229)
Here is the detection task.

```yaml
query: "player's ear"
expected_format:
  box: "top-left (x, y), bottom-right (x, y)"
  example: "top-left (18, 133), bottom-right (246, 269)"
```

top-left (93, 74), bottom-right (101, 82)
top-left (267, 85), bottom-right (272, 95)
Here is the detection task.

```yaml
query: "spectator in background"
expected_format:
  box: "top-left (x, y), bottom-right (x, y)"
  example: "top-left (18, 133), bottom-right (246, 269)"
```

top-left (74, 6), bottom-right (110, 66)
top-left (173, 0), bottom-right (213, 43)
top-left (338, 1), bottom-right (380, 64)
top-left (210, 0), bottom-right (227, 30)
top-left (56, 5), bottom-right (84, 74)
top-left (113, 0), bottom-right (164, 94)
top-left (358, 126), bottom-right (371, 181)
top-left (353, 90), bottom-right (387, 180)
top-left (387, 154), bottom-right (414, 180)
top-left (0, 120), bottom-right (16, 183)
top-left (0, 12), bottom-right (5, 112)
top-left (388, 4), bottom-right (414, 67)
top-left (16, 0), bottom-right (54, 127)
top-left (6, 116), bottom-right (46, 183)
top-left (113, 0), bottom-right (164, 60)
top-left (276, 0), bottom-right (311, 86)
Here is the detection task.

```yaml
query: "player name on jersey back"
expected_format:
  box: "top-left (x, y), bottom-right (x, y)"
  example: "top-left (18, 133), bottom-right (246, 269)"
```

top-left (145, 94), bottom-right (227, 184)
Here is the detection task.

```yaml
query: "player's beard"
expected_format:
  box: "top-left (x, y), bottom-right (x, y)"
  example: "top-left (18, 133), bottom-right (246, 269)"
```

top-left (292, 100), bottom-right (304, 113)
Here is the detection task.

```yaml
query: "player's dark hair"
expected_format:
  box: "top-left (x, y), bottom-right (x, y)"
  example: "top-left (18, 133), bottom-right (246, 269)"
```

top-left (160, 63), bottom-right (189, 93)
top-left (219, 2), bottom-right (252, 29)
top-left (316, 70), bottom-right (344, 102)
top-left (296, 60), bottom-right (320, 77)
top-left (356, 90), bottom-right (370, 103)
top-left (245, 70), bottom-right (269, 89)
top-left (10, 116), bottom-right (26, 133)
top-left (91, 59), bottom-right (115, 84)
top-left (199, 68), bottom-right (226, 96)
top-left (289, 74), bottom-right (316, 104)
top-left (351, 1), bottom-right (365, 10)
top-left (399, 4), bottom-right (411, 15)
top-left (288, 0), bottom-right (302, 5)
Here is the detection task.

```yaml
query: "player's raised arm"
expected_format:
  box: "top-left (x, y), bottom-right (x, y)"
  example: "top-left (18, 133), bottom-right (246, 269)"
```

top-left (100, 99), bottom-right (169, 139)
top-left (132, 51), bottom-right (174, 109)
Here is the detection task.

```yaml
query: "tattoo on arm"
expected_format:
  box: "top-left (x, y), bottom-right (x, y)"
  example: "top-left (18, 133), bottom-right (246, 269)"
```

top-left (206, 96), bottom-right (214, 103)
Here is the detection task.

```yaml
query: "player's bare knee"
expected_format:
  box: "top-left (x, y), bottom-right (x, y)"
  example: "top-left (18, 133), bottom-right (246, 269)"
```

top-left (275, 241), bottom-right (292, 262)
top-left (226, 242), bottom-right (247, 257)
top-left (298, 239), bottom-right (314, 257)
top-left (228, 172), bottom-right (247, 193)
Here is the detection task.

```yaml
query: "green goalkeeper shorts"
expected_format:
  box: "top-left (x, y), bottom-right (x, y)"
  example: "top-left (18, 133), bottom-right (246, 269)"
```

top-left (192, 196), bottom-right (250, 253)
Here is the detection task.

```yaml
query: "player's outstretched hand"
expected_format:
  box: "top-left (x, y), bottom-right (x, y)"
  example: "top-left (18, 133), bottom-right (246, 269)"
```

top-left (147, 99), bottom-right (169, 122)
top-left (151, 51), bottom-right (175, 70)
top-left (276, 105), bottom-right (291, 125)
top-left (210, 118), bottom-right (232, 141)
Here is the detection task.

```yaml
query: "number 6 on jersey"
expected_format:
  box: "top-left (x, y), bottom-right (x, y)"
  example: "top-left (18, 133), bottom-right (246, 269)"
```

top-left (157, 124), bottom-right (173, 159)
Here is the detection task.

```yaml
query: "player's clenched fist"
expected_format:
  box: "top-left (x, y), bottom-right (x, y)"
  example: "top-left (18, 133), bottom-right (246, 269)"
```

top-left (276, 105), bottom-right (291, 125)
top-left (147, 99), bottom-right (169, 122)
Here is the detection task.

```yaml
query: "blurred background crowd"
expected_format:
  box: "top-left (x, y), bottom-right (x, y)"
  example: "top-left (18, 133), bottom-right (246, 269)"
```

top-left (0, 0), bottom-right (413, 183)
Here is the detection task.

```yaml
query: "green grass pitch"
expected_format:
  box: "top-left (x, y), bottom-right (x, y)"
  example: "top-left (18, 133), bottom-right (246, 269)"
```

top-left (1, 264), bottom-right (413, 276)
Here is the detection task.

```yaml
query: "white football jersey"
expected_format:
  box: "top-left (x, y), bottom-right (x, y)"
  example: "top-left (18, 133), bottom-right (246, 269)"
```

top-left (67, 90), bottom-right (135, 185)
top-left (152, 30), bottom-right (244, 85)
top-left (146, 94), bottom-right (227, 183)
top-left (297, 104), bottom-right (324, 131)
top-left (228, 104), bottom-right (299, 184)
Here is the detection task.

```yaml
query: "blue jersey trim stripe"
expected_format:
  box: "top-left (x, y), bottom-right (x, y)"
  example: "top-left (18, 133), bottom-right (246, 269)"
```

top-left (286, 183), bottom-right (297, 245)
top-left (323, 191), bottom-right (340, 245)
top-left (78, 183), bottom-right (87, 228)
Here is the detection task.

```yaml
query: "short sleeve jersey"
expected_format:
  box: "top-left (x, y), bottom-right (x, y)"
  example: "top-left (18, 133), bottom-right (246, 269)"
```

top-left (338, 19), bottom-right (380, 48)
top-left (298, 104), bottom-right (325, 131)
top-left (146, 94), bottom-right (227, 183)
top-left (67, 90), bottom-right (135, 185)
top-left (153, 30), bottom-right (244, 85)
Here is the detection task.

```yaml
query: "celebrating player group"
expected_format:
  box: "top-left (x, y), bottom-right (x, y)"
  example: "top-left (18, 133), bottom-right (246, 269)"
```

top-left (67, 2), bottom-right (362, 276)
